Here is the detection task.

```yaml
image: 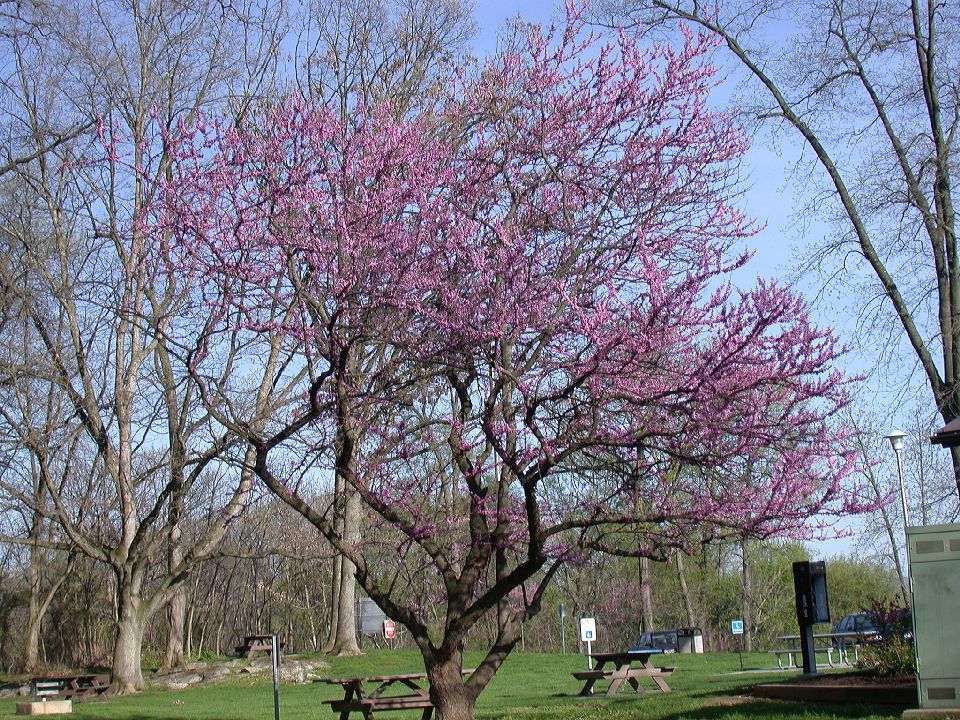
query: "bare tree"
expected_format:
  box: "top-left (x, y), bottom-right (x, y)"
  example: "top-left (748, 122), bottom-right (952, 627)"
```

top-left (0, 0), bottom-right (287, 692)
top-left (607, 0), bottom-right (960, 496)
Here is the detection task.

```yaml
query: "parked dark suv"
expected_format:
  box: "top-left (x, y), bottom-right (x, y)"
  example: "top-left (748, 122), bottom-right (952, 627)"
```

top-left (832, 608), bottom-right (913, 645)
top-left (831, 612), bottom-right (881, 645)
top-left (631, 630), bottom-right (679, 653)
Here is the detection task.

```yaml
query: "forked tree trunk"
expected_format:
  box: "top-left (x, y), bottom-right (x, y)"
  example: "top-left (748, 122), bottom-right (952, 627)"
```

top-left (426, 654), bottom-right (479, 720)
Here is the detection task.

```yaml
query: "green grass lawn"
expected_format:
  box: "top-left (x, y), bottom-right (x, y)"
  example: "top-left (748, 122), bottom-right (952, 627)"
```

top-left (0, 650), bottom-right (908, 720)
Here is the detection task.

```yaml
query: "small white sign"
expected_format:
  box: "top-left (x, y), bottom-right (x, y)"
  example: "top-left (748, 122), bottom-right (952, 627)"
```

top-left (580, 617), bottom-right (596, 642)
top-left (731, 619), bottom-right (744, 635)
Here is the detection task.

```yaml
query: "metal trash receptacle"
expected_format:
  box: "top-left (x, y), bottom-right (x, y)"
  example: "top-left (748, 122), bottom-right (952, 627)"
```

top-left (677, 627), bottom-right (703, 653)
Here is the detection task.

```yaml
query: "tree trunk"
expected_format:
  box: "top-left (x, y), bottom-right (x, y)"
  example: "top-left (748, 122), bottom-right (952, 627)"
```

top-left (426, 653), bottom-right (479, 720)
top-left (329, 487), bottom-right (362, 655)
top-left (162, 584), bottom-right (186, 671)
top-left (740, 539), bottom-right (753, 652)
top-left (23, 595), bottom-right (42, 673)
top-left (23, 546), bottom-right (72, 672)
top-left (638, 556), bottom-right (654, 632)
top-left (23, 546), bottom-right (44, 673)
top-left (324, 473), bottom-right (345, 653)
top-left (112, 585), bottom-right (147, 694)
top-left (161, 520), bottom-right (186, 671)
top-left (675, 551), bottom-right (696, 628)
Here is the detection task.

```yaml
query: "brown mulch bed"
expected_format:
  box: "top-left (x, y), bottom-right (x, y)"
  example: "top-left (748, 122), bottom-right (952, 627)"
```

top-left (783, 671), bottom-right (914, 687)
top-left (754, 672), bottom-right (915, 704)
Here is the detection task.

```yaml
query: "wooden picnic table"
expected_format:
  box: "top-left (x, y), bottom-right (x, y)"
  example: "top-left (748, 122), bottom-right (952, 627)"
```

top-left (234, 634), bottom-right (282, 660)
top-left (320, 670), bottom-right (474, 720)
top-left (572, 650), bottom-right (673, 697)
top-left (30, 672), bottom-right (111, 699)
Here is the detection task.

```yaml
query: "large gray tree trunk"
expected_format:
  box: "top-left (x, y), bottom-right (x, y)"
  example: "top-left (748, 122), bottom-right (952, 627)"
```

top-left (112, 580), bottom-right (148, 694)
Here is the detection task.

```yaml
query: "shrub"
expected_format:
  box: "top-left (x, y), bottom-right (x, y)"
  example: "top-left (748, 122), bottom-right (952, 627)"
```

top-left (864, 597), bottom-right (913, 644)
top-left (856, 598), bottom-right (915, 677)
top-left (857, 636), bottom-right (915, 677)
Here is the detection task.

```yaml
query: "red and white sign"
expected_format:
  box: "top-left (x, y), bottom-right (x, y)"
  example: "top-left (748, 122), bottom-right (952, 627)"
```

top-left (383, 619), bottom-right (397, 639)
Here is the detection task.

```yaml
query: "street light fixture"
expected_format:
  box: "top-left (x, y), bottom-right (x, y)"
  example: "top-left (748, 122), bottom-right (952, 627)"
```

top-left (884, 429), bottom-right (910, 530)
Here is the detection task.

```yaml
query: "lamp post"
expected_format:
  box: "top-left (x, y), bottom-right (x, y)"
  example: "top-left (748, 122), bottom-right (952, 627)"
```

top-left (884, 430), bottom-right (910, 533)
top-left (884, 431), bottom-right (921, 709)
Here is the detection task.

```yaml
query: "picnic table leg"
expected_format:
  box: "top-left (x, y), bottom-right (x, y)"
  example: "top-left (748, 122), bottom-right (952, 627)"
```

top-left (626, 677), bottom-right (643, 693)
top-left (606, 677), bottom-right (624, 696)
top-left (643, 661), bottom-right (671, 693)
top-left (578, 678), bottom-right (598, 696)
top-left (420, 707), bottom-right (433, 720)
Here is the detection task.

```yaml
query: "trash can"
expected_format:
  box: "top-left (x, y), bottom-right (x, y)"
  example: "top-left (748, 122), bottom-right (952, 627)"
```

top-left (677, 627), bottom-right (703, 653)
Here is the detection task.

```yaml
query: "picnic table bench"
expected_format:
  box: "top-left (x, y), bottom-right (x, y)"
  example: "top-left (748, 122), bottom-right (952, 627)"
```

top-left (234, 634), bottom-right (283, 660)
top-left (572, 650), bottom-right (673, 697)
top-left (770, 632), bottom-right (864, 669)
top-left (320, 670), bottom-right (474, 720)
top-left (29, 673), bottom-right (111, 699)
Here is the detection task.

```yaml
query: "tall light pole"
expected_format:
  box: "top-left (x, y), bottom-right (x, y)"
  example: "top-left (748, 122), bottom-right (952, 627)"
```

top-left (884, 430), bottom-right (910, 532)
top-left (884, 430), bottom-right (920, 709)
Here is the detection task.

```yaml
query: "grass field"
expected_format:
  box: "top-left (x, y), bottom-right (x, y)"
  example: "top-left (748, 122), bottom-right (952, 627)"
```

top-left (0, 650), bottom-right (908, 720)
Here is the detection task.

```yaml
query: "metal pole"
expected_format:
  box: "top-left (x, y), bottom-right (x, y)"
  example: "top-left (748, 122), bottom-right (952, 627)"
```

top-left (894, 447), bottom-right (910, 532)
top-left (272, 634), bottom-right (280, 720)
top-left (799, 623), bottom-right (817, 675)
top-left (893, 446), bottom-right (921, 707)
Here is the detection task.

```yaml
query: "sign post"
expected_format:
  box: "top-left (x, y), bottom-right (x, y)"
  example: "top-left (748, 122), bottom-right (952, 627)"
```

top-left (558, 604), bottom-right (566, 654)
top-left (731, 619), bottom-right (744, 671)
top-left (579, 618), bottom-right (597, 670)
top-left (271, 634), bottom-right (281, 720)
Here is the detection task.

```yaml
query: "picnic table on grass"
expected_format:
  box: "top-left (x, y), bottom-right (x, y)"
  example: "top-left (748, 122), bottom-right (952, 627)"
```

top-left (234, 634), bottom-right (283, 660)
top-left (770, 632), bottom-right (865, 669)
top-left (320, 670), bottom-right (474, 720)
top-left (29, 672), bottom-right (111, 699)
top-left (572, 650), bottom-right (673, 697)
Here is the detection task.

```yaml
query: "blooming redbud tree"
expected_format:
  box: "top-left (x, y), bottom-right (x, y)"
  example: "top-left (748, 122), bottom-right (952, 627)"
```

top-left (154, 10), bottom-right (872, 720)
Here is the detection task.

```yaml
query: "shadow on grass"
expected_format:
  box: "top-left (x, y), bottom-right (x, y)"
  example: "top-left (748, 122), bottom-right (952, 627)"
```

top-left (658, 700), bottom-right (909, 720)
